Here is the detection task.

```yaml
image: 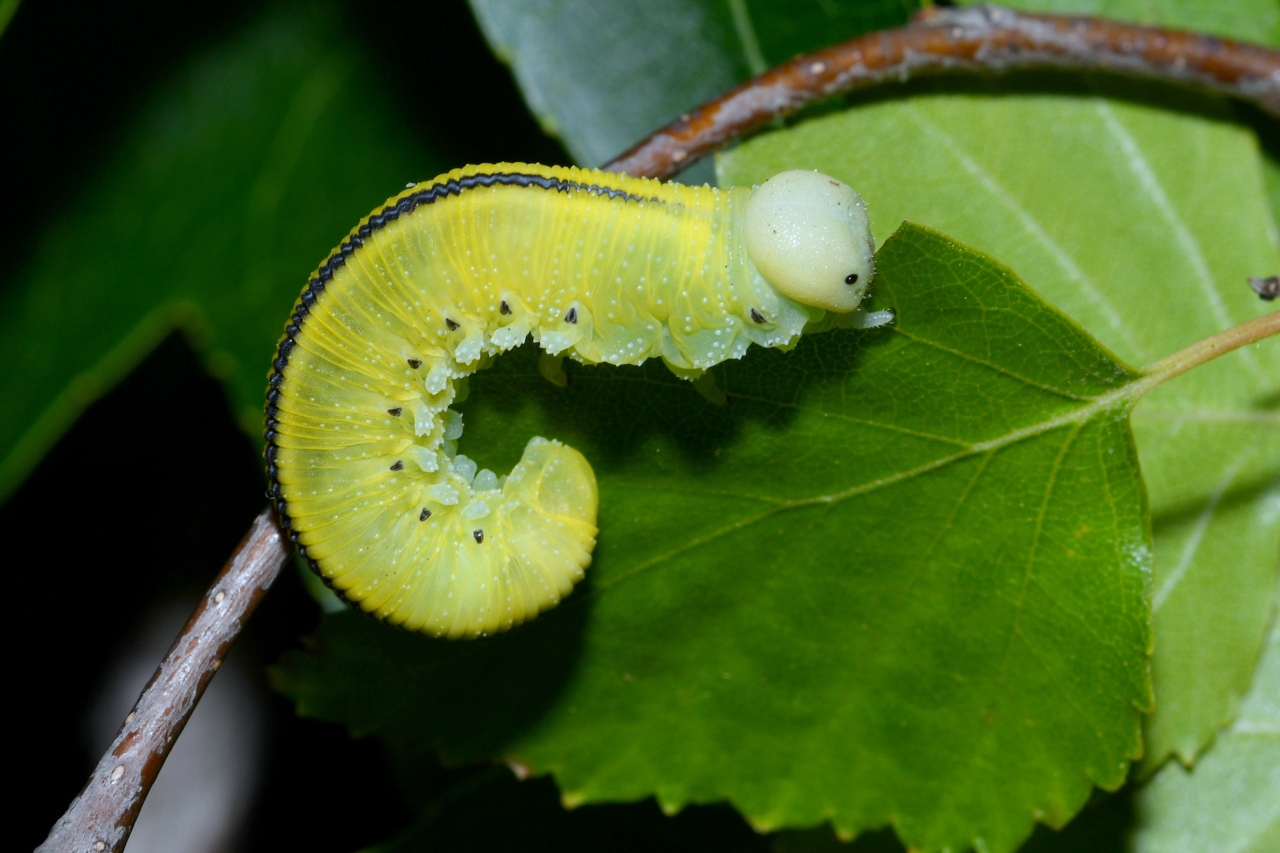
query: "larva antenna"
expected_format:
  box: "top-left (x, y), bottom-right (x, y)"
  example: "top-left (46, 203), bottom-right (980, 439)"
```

top-left (743, 170), bottom-right (875, 313)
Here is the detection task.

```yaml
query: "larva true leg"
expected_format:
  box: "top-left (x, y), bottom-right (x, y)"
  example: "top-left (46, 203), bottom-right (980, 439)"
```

top-left (538, 352), bottom-right (569, 387)
top-left (692, 370), bottom-right (728, 406)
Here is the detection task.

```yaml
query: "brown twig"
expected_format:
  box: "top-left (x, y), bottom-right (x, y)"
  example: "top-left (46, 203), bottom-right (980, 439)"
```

top-left (603, 3), bottom-right (1280, 180)
top-left (36, 507), bottom-right (288, 853)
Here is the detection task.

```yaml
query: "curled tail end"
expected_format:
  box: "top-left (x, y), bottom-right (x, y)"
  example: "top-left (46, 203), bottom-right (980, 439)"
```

top-left (360, 436), bottom-right (597, 639)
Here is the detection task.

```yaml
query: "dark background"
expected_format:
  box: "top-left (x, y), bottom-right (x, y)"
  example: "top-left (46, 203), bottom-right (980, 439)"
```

top-left (2, 1), bottom-right (566, 849)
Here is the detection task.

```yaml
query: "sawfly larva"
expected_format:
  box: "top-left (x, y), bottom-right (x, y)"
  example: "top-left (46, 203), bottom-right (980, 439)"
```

top-left (264, 164), bottom-right (890, 639)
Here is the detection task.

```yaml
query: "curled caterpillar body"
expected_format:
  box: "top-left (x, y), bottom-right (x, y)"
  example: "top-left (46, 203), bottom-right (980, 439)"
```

top-left (265, 163), bottom-right (882, 638)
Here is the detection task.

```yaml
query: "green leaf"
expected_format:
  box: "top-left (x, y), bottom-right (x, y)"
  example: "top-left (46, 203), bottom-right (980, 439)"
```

top-left (931, 595), bottom-right (1279, 852)
top-left (0, 0), bottom-right (21, 40)
top-left (467, 0), bottom-right (918, 169)
top-left (276, 223), bottom-right (1157, 853)
top-left (0, 3), bottom-right (446, 500)
top-left (717, 77), bottom-right (1280, 773)
top-left (958, 0), bottom-right (1280, 46)
top-left (834, 607), bottom-right (1280, 851)
top-left (1130, 615), bottom-right (1280, 852)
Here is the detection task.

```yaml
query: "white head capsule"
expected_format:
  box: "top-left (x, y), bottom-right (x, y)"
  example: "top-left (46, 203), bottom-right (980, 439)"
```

top-left (743, 170), bottom-right (875, 313)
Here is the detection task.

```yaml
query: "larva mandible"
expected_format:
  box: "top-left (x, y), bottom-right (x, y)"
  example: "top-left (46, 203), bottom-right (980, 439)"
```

top-left (264, 163), bottom-right (891, 639)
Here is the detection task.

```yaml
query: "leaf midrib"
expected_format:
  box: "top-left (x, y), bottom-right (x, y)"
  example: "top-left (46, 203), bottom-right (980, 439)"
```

top-left (595, 373), bottom-right (1152, 595)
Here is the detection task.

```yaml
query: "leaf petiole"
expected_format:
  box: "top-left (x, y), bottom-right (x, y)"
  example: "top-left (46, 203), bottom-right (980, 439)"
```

top-left (1133, 310), bottom-right (1280, 400)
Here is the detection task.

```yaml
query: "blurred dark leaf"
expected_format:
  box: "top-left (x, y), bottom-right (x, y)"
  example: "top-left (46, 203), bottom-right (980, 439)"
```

top-left (0, 0), bottom-right (21, 39)
top-left (0, 3), bottom-right (445, 499)
top-left (468, 0), bottom-right (919, 171)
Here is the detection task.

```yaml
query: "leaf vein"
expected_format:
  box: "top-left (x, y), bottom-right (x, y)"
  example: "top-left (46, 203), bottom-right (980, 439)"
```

top-left (893, 330), bottom-right (1091, 401)
top-left (903, 104), bottom-right (1145, 360)
top-left (1152, 450), bottom-right (1254, 611)
top-left (1092, 99), bottom-right (1267, 383)
top-left (934, 424), bottom-right (1085, 815)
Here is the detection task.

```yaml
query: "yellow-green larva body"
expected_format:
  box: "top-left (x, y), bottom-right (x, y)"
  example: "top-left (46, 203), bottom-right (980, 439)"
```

top-left (264, 163), bottom-right (882, 639)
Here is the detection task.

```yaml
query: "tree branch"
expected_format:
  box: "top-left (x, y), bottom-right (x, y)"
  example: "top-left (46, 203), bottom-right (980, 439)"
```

top-left (603, 4), bottom-right (1280, 180)
top-left (36, 507), bottom-right (288, 853)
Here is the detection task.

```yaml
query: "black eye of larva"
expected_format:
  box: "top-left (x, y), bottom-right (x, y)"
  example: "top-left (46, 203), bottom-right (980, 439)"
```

top-left (473, 529), bottom-right (484, 543)
top-left (845, 273), bottom-right (859, 285)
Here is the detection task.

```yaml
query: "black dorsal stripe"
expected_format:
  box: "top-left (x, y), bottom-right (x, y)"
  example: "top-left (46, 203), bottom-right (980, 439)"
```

top-left (262, 169), bottom-right (657, 573)
top-left (297, 171), bottom-right (657, 332)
